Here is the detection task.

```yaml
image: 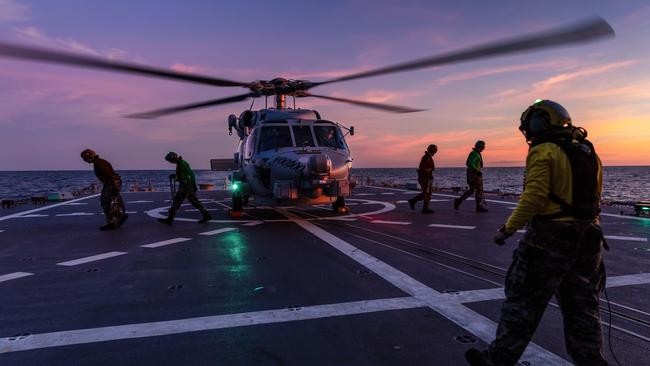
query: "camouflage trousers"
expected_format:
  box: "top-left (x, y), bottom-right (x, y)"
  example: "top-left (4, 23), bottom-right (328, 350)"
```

top-left (488, 219), bottom-right (608, 366)
top-left (100, 180), bottom-right (125, 223)
top-left (167, 185), bottom-right (209, 220)
top-left (412, 176), bottom-right (433, 209)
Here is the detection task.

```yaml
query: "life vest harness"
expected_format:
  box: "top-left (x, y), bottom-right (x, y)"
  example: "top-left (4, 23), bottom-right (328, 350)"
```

top-left (531, 128), bottom-right (600, 221)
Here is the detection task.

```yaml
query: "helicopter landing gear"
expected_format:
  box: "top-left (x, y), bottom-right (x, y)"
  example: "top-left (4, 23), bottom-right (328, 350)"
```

top-left (229, 191), bottom-right (244, 218)
top-left (332, 196), bottom-right (349, 214)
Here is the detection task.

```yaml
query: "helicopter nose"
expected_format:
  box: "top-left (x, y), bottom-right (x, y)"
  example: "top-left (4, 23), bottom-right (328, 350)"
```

top-left (308, 154), bottom-right (331, 177)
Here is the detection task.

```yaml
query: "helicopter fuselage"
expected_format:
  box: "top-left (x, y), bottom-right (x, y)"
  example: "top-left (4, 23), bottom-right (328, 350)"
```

top-left (229, 108), bottom-right (354, 206)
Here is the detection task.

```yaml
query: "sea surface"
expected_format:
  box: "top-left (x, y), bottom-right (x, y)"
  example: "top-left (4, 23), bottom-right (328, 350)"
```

top-left (0, 167), bottom-right (648, 203)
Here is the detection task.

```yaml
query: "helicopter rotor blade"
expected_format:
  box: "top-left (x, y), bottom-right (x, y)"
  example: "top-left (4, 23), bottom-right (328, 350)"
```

top-left (313, 17), bottom-right (614, 87)
top-left (124, 93), bottom-right (256, 119)
top-left (305, 93), bottom-right (425, 114)
top-left (0, 42), bottom-right (251, 88)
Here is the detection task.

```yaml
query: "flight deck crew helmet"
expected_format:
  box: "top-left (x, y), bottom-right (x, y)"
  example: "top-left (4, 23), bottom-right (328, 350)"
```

top-left (80, 149), bottom-right (97, 163)
top-left (519, 99), bottom-right (572, 141)
top-left (165, 151), bottom-right (179, 163)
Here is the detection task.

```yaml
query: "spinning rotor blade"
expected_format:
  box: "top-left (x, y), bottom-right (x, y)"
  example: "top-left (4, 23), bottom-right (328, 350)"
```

top-left (0, 42), bottom-right (250, 88)
top-left (124, 93), bottom-right (256, 119)
top-left (314, 17), bottom-right (614, 86)
top-left (305, 93), bottom-right (425, 113)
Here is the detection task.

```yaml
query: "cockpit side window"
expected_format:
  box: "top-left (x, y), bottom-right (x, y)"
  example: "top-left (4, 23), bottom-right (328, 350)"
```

top-left (314, 125), bottom-right (344, 149)
top-left (292, 125), bottom-right (315, 147)
top-left (258, 126), bottom-right (293, 151)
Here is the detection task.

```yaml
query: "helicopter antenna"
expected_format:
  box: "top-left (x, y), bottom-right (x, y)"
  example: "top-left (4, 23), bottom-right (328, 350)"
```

top-left (293, 95), bottom-right (296, 109)
top-left (249, 97), bottom-right (256, 110)
top-left (265, 96), bottom-right (268, 109)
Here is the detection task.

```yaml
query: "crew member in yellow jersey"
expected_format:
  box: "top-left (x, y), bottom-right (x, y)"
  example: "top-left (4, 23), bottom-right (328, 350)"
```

top-left (466, 100), bottom-right (608, 366)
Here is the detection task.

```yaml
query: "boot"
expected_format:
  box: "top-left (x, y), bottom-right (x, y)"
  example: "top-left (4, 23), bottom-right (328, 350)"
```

top-left (453, 198), bottom-right (461, 210)
top-left (158, 217), bottom-right (173, 225)
top-left (198, 212), bottom-right (212, 224)
top-left (408, 199), bottom-right (416, 211)
top-left (421, 207), bottom-right (434, 214)
top-left (465, 349), bottom-right (493, 366)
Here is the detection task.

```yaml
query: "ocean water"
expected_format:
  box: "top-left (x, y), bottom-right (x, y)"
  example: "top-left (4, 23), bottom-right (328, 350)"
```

top-left (0, 167), bottom-right (648, 203)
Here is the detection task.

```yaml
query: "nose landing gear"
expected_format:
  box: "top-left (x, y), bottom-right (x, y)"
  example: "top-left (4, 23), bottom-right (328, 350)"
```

top-left (332, 196), bottom-right (349, 214)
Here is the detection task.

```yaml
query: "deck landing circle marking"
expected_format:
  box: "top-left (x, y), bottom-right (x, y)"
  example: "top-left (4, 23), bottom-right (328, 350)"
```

top-left (145, 199), bottom-right (395, 225)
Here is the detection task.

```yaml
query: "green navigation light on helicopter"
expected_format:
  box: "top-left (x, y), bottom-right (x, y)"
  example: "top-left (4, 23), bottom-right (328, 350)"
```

top-left (232, 182), bottom-right (240, 191)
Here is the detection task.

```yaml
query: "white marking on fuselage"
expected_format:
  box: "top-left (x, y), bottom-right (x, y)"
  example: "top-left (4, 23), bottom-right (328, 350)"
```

top-left (371, 220), bottom-right (411, 225)
top-left (604, 235), bottom-right (647, 242)
top-left (198, 228), bottom-right (236, 236)
top-left (0, 297), bottom-right (424, 354)
top-left (55, 213), bottom-right (94, 217)
top-left (0, 194), bottom-right (99, 222)
top-left (0, 272), bottom-right (33, 283)
top-left (141, 238), bottom-right (192, 248)
top-left (280, 210), bottom-right (569, 365)
top-left (57, 252), bottom-right (127, 266)
top-left (428, 224), bottom-right (476, 230)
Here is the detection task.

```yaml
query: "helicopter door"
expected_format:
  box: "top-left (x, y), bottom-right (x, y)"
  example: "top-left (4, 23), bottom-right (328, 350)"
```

top-left (244, 127), bottom-right (260, 161)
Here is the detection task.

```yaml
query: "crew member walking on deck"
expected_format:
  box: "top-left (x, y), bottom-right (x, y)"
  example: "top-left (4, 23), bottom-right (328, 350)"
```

top-left (465, 100), bottom-right (608, 366)
top-left (80, 149), bottom-right (128, 231)
top-left (408, 144), bottom-right (437, 213)
top-left (454, 140), bottom-right (488, 212)
top-left (158, 152), bottom-right (212, 225)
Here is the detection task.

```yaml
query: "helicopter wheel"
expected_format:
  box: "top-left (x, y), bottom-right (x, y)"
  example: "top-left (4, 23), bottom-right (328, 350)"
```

top-left (332, 196), bottom-right (349, 214)
top-left (229, 191), bottom-right (244, 218)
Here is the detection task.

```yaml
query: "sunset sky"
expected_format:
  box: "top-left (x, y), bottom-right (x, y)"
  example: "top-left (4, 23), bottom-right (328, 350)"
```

top-left (0, 0), bottom-right (648, 170)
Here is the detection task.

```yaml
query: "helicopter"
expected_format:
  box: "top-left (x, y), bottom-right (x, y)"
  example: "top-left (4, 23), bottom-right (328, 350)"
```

top-left (0, 18), bottom-right (614, 216)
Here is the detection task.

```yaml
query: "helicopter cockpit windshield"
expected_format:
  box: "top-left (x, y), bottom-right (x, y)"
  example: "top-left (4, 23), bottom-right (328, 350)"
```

top-left (258, 125), bottom-right (293, 151)
top-left (292, 125), bottom-right (315, 148)
top-left (314, 125), bottom-right (345, 149)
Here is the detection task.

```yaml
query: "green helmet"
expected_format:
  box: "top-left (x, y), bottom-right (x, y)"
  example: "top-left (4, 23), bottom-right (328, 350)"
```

top-left (519, 99), bottom-right (572, 141)
top-left (165, 151), bottom-right (179, 163)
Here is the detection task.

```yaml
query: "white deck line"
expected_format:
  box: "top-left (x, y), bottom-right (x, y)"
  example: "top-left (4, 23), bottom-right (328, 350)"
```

top-left (141, 238), bottom-right (192, 248)
top-left (127, 200), bottom-right (154, 203)
top-left (0, 296), bottom-right (424, 354)
top-left (198, 228), bottom-right (236, 236)
top-left (55, 213), bottom-right (94, 217)
top-left (0, 272), bottom-right (33, 283)
top-left (428, 224), bottom-right (476, 230)
top-left (281, 209), bottom-right (570, 366)
top-left (604, 235), bottom-right (647, 242)
top-left (242, 221), bottom-right (264, 226)
top-left (57, 252), bottom-right (127, 266)
top-left (449, 272), bottom-right (650, 304)
top-left (0, 194), bottom-right (100, 222)
top-left (370, 220), bottom-right (411, 225)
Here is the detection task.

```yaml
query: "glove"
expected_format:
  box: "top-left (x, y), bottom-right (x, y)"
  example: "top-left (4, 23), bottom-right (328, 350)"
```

top-left (494, 224), bottom-right (514, 246)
